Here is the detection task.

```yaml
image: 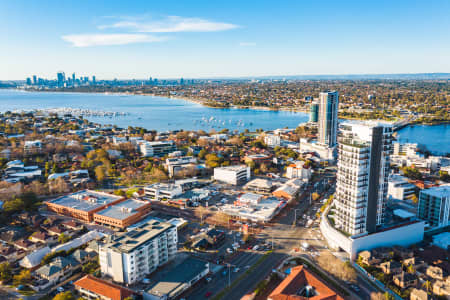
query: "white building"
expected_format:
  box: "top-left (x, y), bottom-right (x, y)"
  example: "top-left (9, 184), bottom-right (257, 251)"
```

top-left (393, 142), bottom-right (418, 156)
top-left (213, 165), bottom-right (250, 185)
top-left (299, 138), bottom-right (336, 161)
top-left (165, 156), bottom-right (197, 177)
top-left (264, 134), bottom-right (281, 147)
top-left (140, 141), bottom-right (177, 157)
top-left (388, 174), bottom-right (416, 201)
top-left (144, 183), bottom-right (183, 201)
top-left (418, 184), bottom-right (450, 229)
top-left (334, 122), bottom-right (392, 236)
top-left (24, 140), bottom-right (42, 154)
top-left (99, 220), bottom-right (177, 284)
top-left (286, 161), bottom-right (312, 181)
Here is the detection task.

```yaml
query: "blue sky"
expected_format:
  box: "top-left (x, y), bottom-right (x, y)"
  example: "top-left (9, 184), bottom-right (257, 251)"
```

top-left (1, 0), bottom-right (449, 79)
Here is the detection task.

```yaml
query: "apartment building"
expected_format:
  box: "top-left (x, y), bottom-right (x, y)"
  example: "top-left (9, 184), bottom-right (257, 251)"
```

top-left (165, 156), bottom-right (197, 177)
top-left (99, 220), bottom-right (177, 284)
top-left (334, 122), bottom-right (392, 236)
top-left (318, 91), bottom-right (339, 147)
top-left (213, 165), bottom-right (251, 185)
top-left (264, 134), bottom-right (281, 147)
top-left (139, 141), bottom-right (176, 157)
top-left (418, 184), bottom-right (450, 229)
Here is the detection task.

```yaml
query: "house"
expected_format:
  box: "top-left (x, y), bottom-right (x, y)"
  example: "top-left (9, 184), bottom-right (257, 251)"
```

top-left (426, 266), bottom-right (444, 280)
top-left (268, 265), bottom-right (344, 300)
top-left (433, 276), bottom-right (450, 299)
top-left (410, 288), bottom-right (428, 300)
top-left (393, 272), bottom-right (417, 289)
top-left (433, 277), bottom-right (450, 298)
top-left (61, 220), bottom-right (84, 231)
top-left (35, 265), bottom-right (64, 285)
top-left (393, 246), bottom-right (414, 259)
top-left (29, 231), bottom-right (56, 244)
top-left (380, 261), bottom-right (403, 275)
top-left (358, 250), bottom-right (381, 266)
top-left (69, 249), bottom-right (96, 265)
top-left (74, 275), bottom-right (135, 300)
top-left (46, 226), bottom-right (69, 236)
top-left (14, 239), bottom-right (39, 251)
top-left (403, 257), bottom-right (427, 270)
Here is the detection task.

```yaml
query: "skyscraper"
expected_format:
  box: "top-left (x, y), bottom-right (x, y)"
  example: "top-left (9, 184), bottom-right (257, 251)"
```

top-left (318, 91), bottom-right (339, 147)
top-left (309, 101), bottom-right (319, 123)
top-left (57, 71), bottom-right (65, 87)
top-left (32, 75), bottom-right (37, 85)
top-left (334, 122), bottom-right (392, 235)
top-left (72, 73), bottom-right (75, 82)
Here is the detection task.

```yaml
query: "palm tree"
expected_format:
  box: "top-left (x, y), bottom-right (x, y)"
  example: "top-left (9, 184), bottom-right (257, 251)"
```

top-left (422, 280), bottom-right (432, 294)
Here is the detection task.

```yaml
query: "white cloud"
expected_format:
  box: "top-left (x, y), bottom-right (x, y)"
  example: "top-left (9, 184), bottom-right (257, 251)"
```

top-left (239, 42), bottom-right (256, 47)
top-left (61, 33), bottom-right (167, 47)
top-left (99, 16), bottom-right (239, 33)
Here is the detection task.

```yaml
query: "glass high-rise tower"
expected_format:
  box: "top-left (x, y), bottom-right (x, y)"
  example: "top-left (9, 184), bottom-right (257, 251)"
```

top-left (318, 91), bottom-right (339, 147)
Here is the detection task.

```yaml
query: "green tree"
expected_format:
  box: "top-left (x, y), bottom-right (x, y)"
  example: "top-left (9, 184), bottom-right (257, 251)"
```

top-left (13, 269), bottom-right (31, 286)
top-left (53, 291), bottom-right (75, 300)
top-left (58, 233), bottom-right (71, 244)
top-left (0, 262), bottom-right (12, 282)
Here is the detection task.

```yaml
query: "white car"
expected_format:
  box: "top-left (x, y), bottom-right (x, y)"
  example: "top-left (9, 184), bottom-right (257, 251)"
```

top-left (233, 267), bottom-right (240, 273)
top-left (226, 248), bottom-right (233, 254)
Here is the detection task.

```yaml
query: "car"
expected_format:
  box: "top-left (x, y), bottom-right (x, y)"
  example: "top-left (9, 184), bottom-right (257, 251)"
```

top-left (16, 285), bottom-right (25, 291)
top-left (233, 267), bottom-right (240, 273)
top-left (252, 245), bottom-right (259, 251)
top-left (205, 291), bottom-right (212, 297)
top-left (226, 248), bottom-right (233, 254)
top-left (206, 277), bottom-right (212, 283)
top-left (247, 246), bottom-right (252, 250)
top-left (57, 286), bottom-right (64, 292)
top-left (350, 285), bottom-right (361, 292)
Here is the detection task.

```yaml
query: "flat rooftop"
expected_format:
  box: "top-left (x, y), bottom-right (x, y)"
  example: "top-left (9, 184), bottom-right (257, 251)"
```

top-left (106, 220), bottom-right (174, 253)
top-left (95, 199), bottom-right (148, 220)
top-left (421, 184), bottom-right (450, 198)
top-left (146, 257), bottom-right (208, 298)
top-left (48, 190), bottom-right (123, 212)
top-left (215, 165), bottom-right (247, 172)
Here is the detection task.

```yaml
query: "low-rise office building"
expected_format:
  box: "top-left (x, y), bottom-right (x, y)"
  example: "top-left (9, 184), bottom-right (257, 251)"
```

top-left (144, 183), bottom-right (183, 201)
top-left (93, 199), bottom-right (151, 229)
top-left (99, 220), bottom-right (177, 284)
top-left (46, 190), bottom-right (125, 222)
top-left (144, 257), bottom-right (209, 300)
top-left (213, 165), bottom-right (250, 185)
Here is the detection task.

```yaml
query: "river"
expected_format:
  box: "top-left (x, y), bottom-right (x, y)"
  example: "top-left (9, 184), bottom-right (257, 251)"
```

top-left (0, 89), bottom-right (448, 154)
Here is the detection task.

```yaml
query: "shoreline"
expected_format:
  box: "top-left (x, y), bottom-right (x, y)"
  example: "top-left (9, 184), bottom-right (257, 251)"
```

top-left (3, 88), bottom-right (449, 127)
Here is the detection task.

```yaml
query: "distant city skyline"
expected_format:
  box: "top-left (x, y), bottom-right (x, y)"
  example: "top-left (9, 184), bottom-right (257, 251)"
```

top-left (1, 0), bottom-right (450, 80)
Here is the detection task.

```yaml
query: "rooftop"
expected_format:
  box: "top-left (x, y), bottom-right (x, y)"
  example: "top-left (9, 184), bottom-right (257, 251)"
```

top-left (74, 275), bottom-right (134, 300)
top-left (268, 265), bottom-right (344, 300)
top-left (48, 190), bottom-right (123, 212)
top-left (105, 220), bottom-right (174, 253)
top-left (146, 257), bottom-right (209, 298)
top-left (215, 164), bottom-right (248, 172)
top-left (421, 184), bottom-right (450, 198)
top-left (95, 199), bottom-right (149, 220)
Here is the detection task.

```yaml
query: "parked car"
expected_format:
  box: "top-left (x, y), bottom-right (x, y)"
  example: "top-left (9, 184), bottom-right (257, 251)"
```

top-left (226, 248), bottom-right (233, 254)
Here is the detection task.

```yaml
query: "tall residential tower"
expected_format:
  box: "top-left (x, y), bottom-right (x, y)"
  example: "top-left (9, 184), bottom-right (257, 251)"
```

top-left (334, 122), bottom-right (392, 236)
top-left (318, 91), bottom-right (339, 147)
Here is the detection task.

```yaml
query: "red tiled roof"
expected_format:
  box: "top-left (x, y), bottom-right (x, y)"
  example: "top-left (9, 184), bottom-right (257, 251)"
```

top-left (74, 275), bottom-right (134, 300)
top-left (269, 266), bottom-right (344, 300)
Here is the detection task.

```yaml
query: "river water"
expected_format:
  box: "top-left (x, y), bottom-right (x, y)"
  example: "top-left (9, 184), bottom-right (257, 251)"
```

top-left (0, 89), bottom-right (448, 154)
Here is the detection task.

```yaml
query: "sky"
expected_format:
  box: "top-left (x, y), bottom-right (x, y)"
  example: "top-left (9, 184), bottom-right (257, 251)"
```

top-left (1, 0), bottom-right (449, 80)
